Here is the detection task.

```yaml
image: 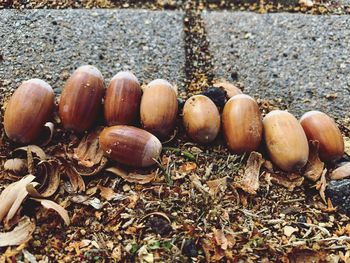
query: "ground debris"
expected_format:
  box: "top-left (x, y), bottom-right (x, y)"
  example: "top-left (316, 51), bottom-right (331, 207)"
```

top-left (0, 216), bottom-right (35, 247)
top-left (304, 140), bottom-right (324, 182)
top-left (233, 152), bottom-right (264, 195)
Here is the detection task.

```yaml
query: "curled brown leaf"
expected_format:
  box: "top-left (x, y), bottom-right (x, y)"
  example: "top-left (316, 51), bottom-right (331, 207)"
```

top-left (72, 157), bottom-right (108, 177)
top-left (73, 127), bottom-right (104, 168)
top-left (304, 141), bottom-right (324, 182)
top-left (61, 160), bottom-right (85, 193)
top-left (316, 169), bottom-right (327, 204)
top-left (267, 172), bottom-right (304, 191)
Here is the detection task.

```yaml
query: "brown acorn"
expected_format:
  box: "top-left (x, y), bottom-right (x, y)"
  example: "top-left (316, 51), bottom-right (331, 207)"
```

top-left (140, 79), bottom-right (178, 139)
top-left (99, 125), bottom-right (162, 167)
top-left (222, 94), bottom-right (262, 153)
top-left (59, 65), bottom-right (105, 133)
top-left (4, 79), bottom-right (55, 144)
top-left (183, 95), bottom-right (220, 144)
top-left (263, 110), bottom-right (309, 172)
top-left (300, 111), bottom-right (344, 161)
top-left (213, 81), bottom-right (243, 99)
top-left (104, 71), bottom-right (142, 126)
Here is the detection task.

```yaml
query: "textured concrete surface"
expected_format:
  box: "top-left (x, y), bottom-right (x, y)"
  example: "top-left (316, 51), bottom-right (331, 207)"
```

top-left (204, 11), bottom-right (350, 118)
top-left (0, 9), bottom-right (185, 94)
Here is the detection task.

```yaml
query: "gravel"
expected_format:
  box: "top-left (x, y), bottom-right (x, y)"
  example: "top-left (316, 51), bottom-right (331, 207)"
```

top-left (326, 179), bottom-right (350, 216)
top-left (203, 11), bottom-right (350, 119)
top-left (0, 9), bottom-right (185, 96)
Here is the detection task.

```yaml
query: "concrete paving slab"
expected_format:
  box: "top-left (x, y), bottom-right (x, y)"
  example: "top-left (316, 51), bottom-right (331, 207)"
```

top-left (0, 9), bottom-right (185, 94)
top-left (204, 11), bottom-right (350, 118)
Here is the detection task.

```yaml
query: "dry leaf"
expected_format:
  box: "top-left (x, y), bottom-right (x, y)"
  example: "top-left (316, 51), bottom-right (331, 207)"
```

top-left (234, 152), bottom-right (264, 195)
top-left (283, 226), bottom-right (298, 237)
top-left (213, 229), bottom-right (228, 250)
top-left (0, 217), bottom-right (35, 247)
top-left (190, 174), bottom-right (209, 195)
top-left (287, 248), bottom-right (326, 263)
top-left (207, 177), bottom-right (227, 197)
top-left (138, 245), bottom-right (154, 263)
top-left (330, 162), bottom-right (350, 180)
top-left (267, 172), bottom-right (304, 191)
top-left (14, 145), bottom-right (46, 160)
top-left (73, 157), bottom-right (108, 177)
top-left (316, 169), bottom-right (327, 204)
top-left (0, 175), bottom-right (35, 222)
top-left (106, 166), bottom-right (157, 184)
top-left (97, 185), bottom-right (126, 201)
top-left (32, 198), bottom-right (70, 225)
top-left (201, 237), bottom-right (225, 262)
top-left (304, 141), bottom-right (324, 182)
top-left (179, 162), bottom-right (197, 174)
top-left (3, 158), bottom-right (27, 175)
top-left (70, 195), bottom-right (104, 210)
top-left (73, 127), bottom-right (104, 168)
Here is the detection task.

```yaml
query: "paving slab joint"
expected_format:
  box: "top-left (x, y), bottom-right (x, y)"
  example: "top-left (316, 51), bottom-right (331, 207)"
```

top-left (183, 1), bottom-right (216, 96)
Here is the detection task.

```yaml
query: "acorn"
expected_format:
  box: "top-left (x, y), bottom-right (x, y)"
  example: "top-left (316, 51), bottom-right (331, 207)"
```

top-left (263, 110), bottom-right (309, 172)
top-left (140, 79), bottom-right (178, 139)
top-left (222, 94), bottom-right (263, 153)
top-left (59, 65), bottom-right (105, 133)
top-left (104, 71), bottom-right (142, 126)
top-left (99, 125), bottom-right (162, 167)
top-left (213, 81), bottom-right (243, 99)
top-left (4, 79), bottom-right (54, 144)
top-left (300, 111), bottom-right (344, 161)
top-left (183, 95), bottom-right (220, 144)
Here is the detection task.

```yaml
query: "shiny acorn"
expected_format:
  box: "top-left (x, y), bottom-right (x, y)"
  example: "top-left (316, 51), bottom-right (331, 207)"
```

top-left (59, 65), bottom-right (105, 133)
top-left (222, 94), bottom-right (263, 153)
top-left (104, 71), bottom-right (142, 126)
top-left (213, 81), bottom-right (243, 99)
top-left (183, 95), bottom-right (220, 144)
top-left (4, 79), bottom-right (55, 144)
top-left (140, 79), bottom-right (178, 139)
top-left (263, 110), bottom-right (309, 172)
top-left (300, 111), bottom-right (344, 161)
top-left (99, 125), bottom-right (162, 167)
